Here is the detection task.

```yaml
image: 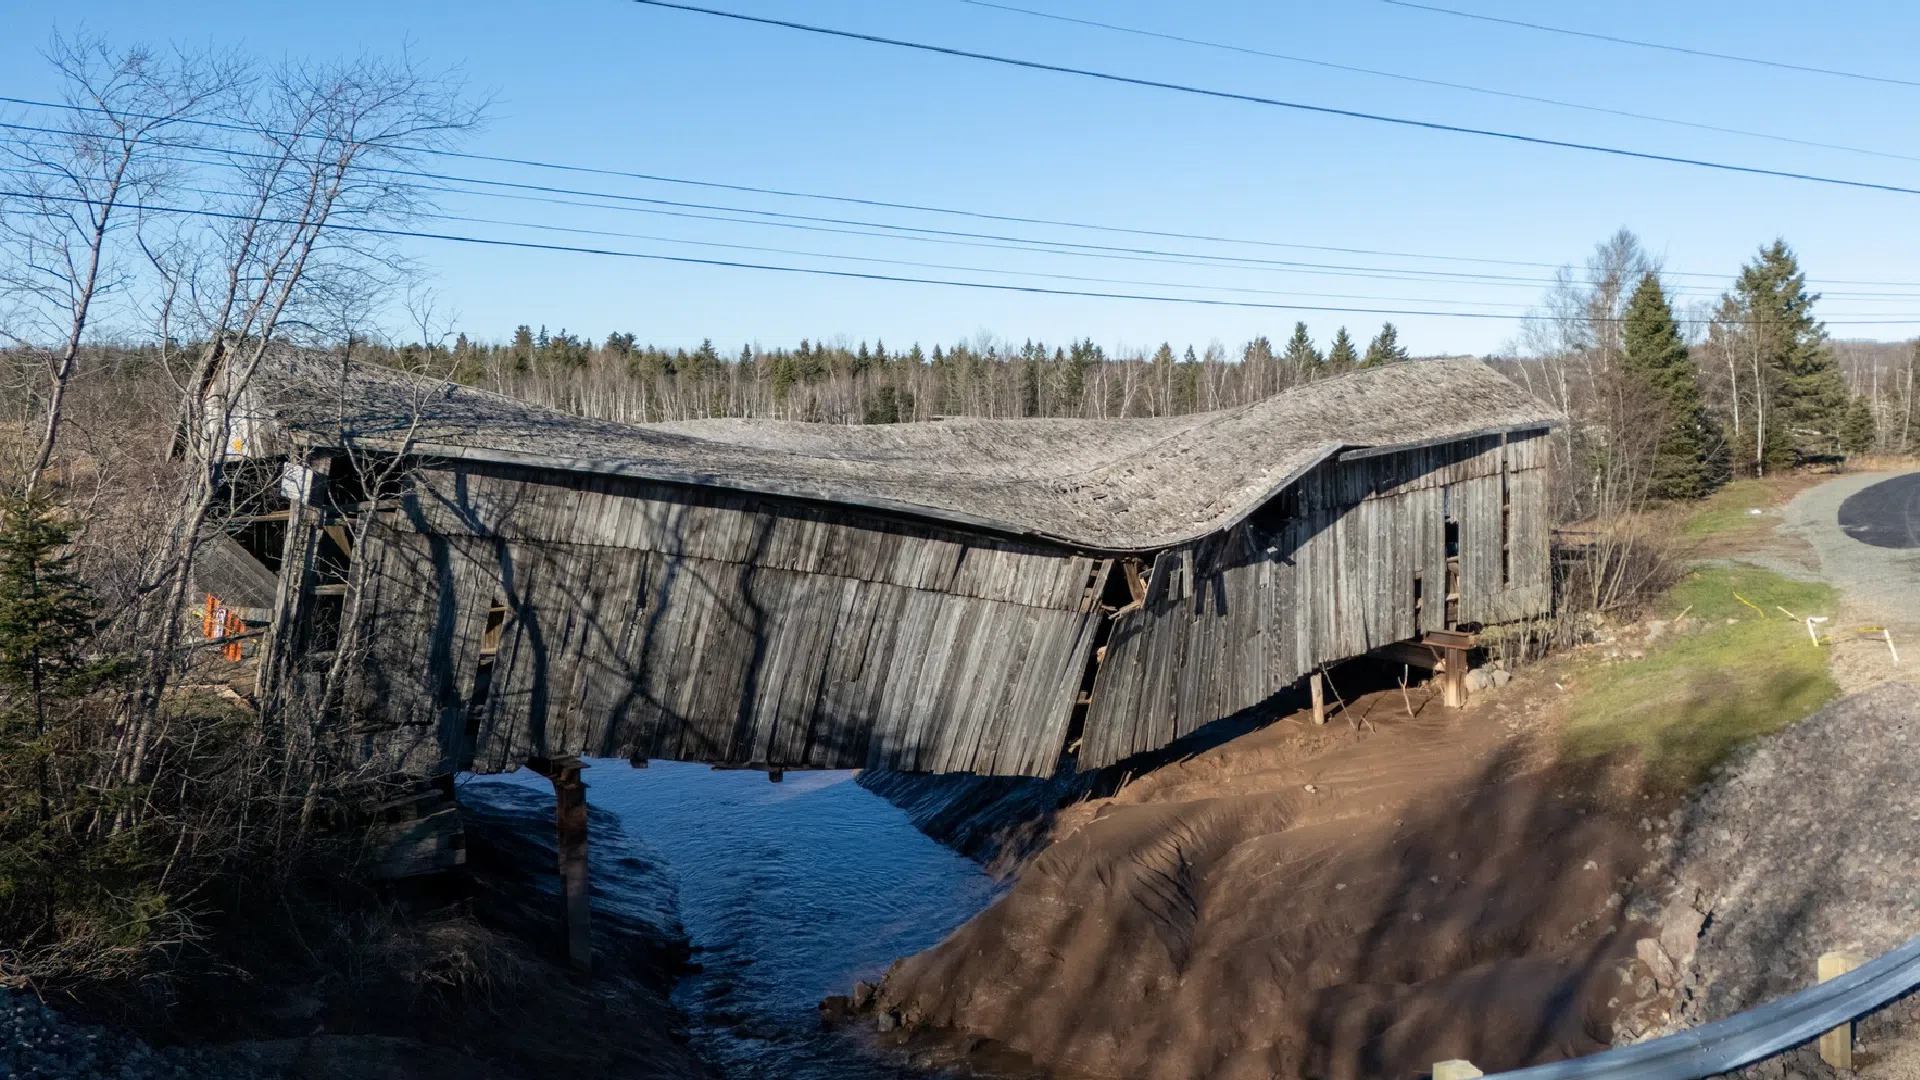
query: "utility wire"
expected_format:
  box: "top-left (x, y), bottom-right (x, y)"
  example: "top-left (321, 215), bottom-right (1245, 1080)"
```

top-left (627, 0), bottom-right (1920, 198)
top-left (0, 132), bottom-right (1841, 304)
top-left (1380, 1), bottom-right (1920, 90)
top-left (12, 133), bottom-right (1920, 313)
top-left (6, 95), bottom-right (1918, 290)
top-left (0, 96), bottom-right (1597, 273)
top-left (0, 159), bottom-right (1543, 306)
top-left (0, 124), bottom-right (1667, 289)
top-left (959, 0), bottom-right (1920, 164)
top-left (6, 186), bottom-right (1918, 325)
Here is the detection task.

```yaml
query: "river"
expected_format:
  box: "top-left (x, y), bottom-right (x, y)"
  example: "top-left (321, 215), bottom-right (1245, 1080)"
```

top-left (466, 760), bottom-right (1004, 1079)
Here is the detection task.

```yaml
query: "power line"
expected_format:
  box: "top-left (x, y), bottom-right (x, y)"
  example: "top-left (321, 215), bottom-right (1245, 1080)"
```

top-left (6, 95), bottom-right (1919, 292)
top-left (1380, 1), bottom-right (1920, 90)
top-left (0, 134), bottom-right (1832, 305)
top-left (627, 0), bottom-right (1920, 198)
top-left (0, 124), bottom-right (1663, 290)
top-left (14, 132), bottom-right (1920, 317)
top-left (0, 96), bottom-right (1603, 273)
top-left (6, 185), bottom-right (1919, 326)
top-left (959, 0), bottom-right (1920, 164)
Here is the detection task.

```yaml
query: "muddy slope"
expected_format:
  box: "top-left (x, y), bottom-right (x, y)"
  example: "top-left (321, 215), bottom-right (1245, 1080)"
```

top-left (870, 695), bottom-right (1650, 1080)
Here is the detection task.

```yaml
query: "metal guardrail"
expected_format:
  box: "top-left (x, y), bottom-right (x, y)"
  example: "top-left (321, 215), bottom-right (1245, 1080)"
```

top-left (1492, 936), bottom-right (1920, 1080)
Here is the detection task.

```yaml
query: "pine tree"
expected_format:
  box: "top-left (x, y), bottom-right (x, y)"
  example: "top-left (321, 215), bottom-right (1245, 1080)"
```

top-left (1841, 398), bottom-right (1877, 455)
top-left (1363, 322), bottom-right (1410, 366)
top-left (0, 492), bottom-right (120, 828)
top-left (509, 325), bottom-right (535, 372)
top-left (1326, 327), bottom-right (1359, 371)
top-left (1727, 240), bottom-right (1846, 467)
top-left (1175, 345), bottom-right (1200, 414)
top-left (1280, 322), bottom-right (1322, 375)
top-left (1622, 273), bottom-right (1725, 500)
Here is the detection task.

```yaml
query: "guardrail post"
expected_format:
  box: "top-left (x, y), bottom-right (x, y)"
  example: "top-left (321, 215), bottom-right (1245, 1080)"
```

top-left (1433, 1060), bottom-right (1482, 1080)
top-left (1819, 950), bottom-right (1866, 1071)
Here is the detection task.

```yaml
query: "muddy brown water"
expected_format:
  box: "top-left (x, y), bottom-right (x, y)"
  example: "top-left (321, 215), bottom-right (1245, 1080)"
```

top-left (468, 761), bottom-right (1005, 1079)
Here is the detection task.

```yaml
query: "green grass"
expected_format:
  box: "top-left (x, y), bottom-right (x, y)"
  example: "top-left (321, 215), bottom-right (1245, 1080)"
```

top-left (1562, 564), bottom-right (1839, 792)
top-left (1680, 479), bottom-right (1782, 539)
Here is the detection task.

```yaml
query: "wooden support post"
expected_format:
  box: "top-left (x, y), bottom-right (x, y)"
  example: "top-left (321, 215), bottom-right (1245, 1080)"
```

top-left (1422, 631), bottom-right (1476, 710)
top-left (1819, 950), bottom-right (1865, 1071)
top-left (532, 756), bottom-right (592, 975)
top-left (1442, 645), bottom-right (1469, 709)
top-left (1310, 671), bottom-right (1326, 726)
top-left (1433, 1060), bottom-right (1482, 1080)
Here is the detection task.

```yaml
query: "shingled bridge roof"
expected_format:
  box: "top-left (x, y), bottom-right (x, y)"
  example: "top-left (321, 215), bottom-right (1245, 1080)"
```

top-left (247, 355), bottom-right (1559, 552)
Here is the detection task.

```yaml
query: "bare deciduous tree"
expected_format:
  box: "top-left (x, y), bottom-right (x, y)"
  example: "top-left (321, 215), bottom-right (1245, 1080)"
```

top-left (0, 34), bottom-right (232, 496)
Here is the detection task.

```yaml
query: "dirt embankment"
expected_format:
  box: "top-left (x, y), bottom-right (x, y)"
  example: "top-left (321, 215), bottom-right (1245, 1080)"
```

top-left (1620, 682), bottom-right (1920, 1078)
top-left (865, 678), bottom-right (1658, 1080)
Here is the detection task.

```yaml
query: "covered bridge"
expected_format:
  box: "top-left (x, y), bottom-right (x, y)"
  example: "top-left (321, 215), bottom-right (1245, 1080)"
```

top-left (218, 356), bottom-right (1559, 781)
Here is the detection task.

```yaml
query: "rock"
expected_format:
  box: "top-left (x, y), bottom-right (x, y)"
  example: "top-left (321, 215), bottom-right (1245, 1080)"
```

top-left (1635, 936), bottom-right (1680, 989)
top-left (875, 1010), bottom-right (900, 1033)
top-left (851, 980), bottom-right (877, 1011)
top-left (1467, 668), bottom-right (1492, 690)
top-left (1491, 669), bottom-right (1513, 687)
top-left (1656, 905), bottom-right (1707, 968)
top-left (819, 995), bottom-right (855, 1027)
top-left (1645, 620), bottom-right (1667, 643)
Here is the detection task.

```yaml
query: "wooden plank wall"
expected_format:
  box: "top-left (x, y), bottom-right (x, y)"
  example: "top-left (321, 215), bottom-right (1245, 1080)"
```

top-left (332, 464), bottom-right (1105, 777)
top-left (1078, 431), bottom-right (1551, 769)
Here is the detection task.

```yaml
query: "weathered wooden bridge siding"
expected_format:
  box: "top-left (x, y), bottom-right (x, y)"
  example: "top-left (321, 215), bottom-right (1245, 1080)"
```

top-left (321, 462), bottom-right (1107, 778)
top-left (1078, 430), bottom-right (1550, 769)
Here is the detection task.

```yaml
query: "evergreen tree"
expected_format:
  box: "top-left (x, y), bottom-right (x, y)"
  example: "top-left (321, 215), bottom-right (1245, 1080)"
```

top-left (1280, 322), bottom-right (1322, 374)
top-left (1622, 274), bottom-right (1724, 500)
top-left (1362, 322), bottom-right (1410, 366)
top-left (1175, 345), bottom-right (1200, 413)
top-left (1727, 240), bottom-right (1846, 467)
top-left (1326, 327), bottom-right (1359, 371)
top-left (509, 325), bottom-right (535, 372)
top-left (1841, 398), bottom-right (1877, 455)
top-left (0, 492), bottom-right (121, 828)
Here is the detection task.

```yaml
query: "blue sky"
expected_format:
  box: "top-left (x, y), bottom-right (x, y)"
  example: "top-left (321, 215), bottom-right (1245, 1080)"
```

top-left (3, 0), bottom-right (1917, 356)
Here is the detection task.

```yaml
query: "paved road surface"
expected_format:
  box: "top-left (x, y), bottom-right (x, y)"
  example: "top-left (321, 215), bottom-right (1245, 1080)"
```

top-left (1781, 469), bottom-right (1920, 636)
top-left (1840, 472), bottom-right (1920, 550)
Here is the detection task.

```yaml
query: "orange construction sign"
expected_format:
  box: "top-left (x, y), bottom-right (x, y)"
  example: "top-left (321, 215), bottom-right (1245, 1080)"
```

top-left (203, 593), bottom-right (248, 661)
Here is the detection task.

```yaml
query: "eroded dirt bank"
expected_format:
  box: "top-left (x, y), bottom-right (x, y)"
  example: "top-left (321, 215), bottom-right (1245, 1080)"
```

top-left (1620, 682), bottom-right (1920, 1079)
top-left (864, 680), bottom-right (1657, 1080)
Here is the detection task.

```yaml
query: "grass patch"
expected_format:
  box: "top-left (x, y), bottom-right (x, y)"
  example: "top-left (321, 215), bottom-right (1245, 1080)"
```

top-left (1562, 564), bottom-right (1839, 792)
top-left (1680, 479), bottom-right (1782, 539)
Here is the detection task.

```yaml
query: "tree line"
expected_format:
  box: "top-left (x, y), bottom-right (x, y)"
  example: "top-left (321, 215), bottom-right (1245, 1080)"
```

top-left (365, 320), bottom-right (1418, 426)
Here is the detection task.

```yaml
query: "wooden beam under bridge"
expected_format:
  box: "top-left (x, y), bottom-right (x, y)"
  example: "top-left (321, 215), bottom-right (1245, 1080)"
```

top-left (529, 755), bottom-right (592, 975)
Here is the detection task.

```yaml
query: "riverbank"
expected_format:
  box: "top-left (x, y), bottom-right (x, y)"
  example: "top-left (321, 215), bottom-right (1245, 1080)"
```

top-left (860, 666), bottom-right (1660, 1080)
top-left (850, 470), bottom-right (1919, 1080)
top-left (24, 779), bottom-right (715, 1080)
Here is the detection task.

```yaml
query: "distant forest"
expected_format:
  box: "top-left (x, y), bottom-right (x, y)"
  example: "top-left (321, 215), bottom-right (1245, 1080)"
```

top-left (389, 320), bottom-right (1413, 426)
top-left (349, 294), bottom-right (1915, 465)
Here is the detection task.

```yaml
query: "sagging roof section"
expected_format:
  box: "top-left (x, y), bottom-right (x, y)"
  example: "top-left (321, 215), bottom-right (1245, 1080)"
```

top-left (242, 355), bottom-right (1560, 551)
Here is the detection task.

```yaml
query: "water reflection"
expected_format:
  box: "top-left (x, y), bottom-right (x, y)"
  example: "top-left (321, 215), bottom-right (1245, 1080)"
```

top-left (468, 761), bottom-right (1002, 1079)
